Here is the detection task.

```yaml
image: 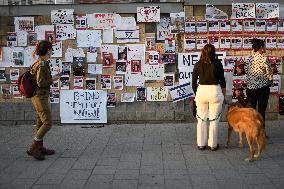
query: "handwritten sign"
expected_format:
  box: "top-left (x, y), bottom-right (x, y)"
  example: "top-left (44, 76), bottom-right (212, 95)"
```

top-left (169, 82), bottom-right (194, 102)
top-left (137, 6), bottom-right (160, 22)
top-left (146, 87), bottom-right (168, 101)
top-left (87, 13), bottom-right (120, 29)
top-left (60, 90), bottom-right (107, 123)
top-left (256, 3), bottom-right (279, 19)
top-left (232, 3), bottom-right (255, 19)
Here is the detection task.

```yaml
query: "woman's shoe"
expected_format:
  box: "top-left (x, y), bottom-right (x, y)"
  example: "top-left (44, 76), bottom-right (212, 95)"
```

top-left (209, 144), bottom-right (219, 151)
top-left (197, 146), bottom-right (206, 150)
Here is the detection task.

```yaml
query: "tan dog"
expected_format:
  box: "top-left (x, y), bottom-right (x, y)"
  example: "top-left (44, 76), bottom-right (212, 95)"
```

top-left (226, 105), bottom-right (266, 161)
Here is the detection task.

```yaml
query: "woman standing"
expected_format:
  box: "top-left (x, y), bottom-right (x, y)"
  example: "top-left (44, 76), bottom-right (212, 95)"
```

top-left (27, 40), bottom-right (59, 160)
top-left (245, 39), bottom-right (273, 135)
top-left (192, 44), bottom-right (226, 151)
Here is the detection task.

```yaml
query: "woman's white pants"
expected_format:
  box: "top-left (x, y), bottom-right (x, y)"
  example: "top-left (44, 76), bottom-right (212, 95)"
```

top-left (195, 85), bottom-right (224, 148)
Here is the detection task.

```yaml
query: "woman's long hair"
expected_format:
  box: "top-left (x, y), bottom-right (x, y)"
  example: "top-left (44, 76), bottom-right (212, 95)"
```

top-left (199, 44), bottom-right (216, 64)
top-left (33, 40), bottom-right (52, 57)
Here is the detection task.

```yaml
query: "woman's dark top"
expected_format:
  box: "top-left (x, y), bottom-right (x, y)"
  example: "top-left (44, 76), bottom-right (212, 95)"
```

top-left (192, 60), bottom-right (226, 94)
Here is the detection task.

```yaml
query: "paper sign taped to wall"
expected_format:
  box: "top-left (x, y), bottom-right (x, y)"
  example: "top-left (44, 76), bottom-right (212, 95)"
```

top-left (256, 3), bottom-right (279, 19)
top-left (14, 17), bottom-right (34, 32)
top-left (137, 6), bottom-right (160, 22)
top-left (60, 90), bottom-right (107, 123)
top-left (205, 4), bottom-right (228, 20)
top-left (51, 9), bottom-right (74, 24)
top-left (147, 87), bottom-right (168, 101)
top-left (232, 3), bottom-right (255, 19)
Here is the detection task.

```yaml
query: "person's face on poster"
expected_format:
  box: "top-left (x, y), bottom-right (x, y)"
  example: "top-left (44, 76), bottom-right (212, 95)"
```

top-left (175, 18), bottom-right (183, 29)
top-left (234, 88), bottom-right (244, 98)
top-left (271, 64), bottom-right (278, 74)
top-left (235, 64), bottom-right (245, 75)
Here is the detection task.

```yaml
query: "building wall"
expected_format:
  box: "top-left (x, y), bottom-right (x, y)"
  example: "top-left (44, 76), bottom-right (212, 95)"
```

top-left (0, 2), bottom-right (283, 125)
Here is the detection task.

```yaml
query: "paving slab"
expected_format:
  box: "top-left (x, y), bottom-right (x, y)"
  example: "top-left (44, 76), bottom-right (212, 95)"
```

top-left (0, 121), bottom-right (283, 189)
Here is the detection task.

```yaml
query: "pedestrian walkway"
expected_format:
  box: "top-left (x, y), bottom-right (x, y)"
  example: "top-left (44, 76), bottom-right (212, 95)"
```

top-left (0, 121), bottom-right (284, 189)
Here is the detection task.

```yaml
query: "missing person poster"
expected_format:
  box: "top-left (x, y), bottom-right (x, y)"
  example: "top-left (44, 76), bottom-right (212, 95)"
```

top-left (60, 90), bottom-right (107, 123)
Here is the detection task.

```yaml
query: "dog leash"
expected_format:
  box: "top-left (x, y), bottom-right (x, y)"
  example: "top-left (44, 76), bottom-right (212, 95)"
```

top-left (195, 102), bottom-right (227, 122)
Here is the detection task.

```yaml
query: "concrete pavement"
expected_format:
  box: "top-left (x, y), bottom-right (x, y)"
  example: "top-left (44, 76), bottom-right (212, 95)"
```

top-left (0, 121), bottom-right (284, 189)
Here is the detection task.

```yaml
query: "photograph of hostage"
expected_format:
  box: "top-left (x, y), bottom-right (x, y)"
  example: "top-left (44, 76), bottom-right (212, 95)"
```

top-left (233, 60), bottom-right (246, 76)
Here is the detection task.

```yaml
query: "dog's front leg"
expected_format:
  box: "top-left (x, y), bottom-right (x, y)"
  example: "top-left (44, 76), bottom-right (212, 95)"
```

top-left (239, 132), bottom-right (243, 149)
top-left (226, 125), bottom-right (233, 148)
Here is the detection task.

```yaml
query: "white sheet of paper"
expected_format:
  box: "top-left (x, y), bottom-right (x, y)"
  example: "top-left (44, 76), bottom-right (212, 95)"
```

top-left (103, 29), bottom-right (114, 43)
top-left (143, 64), bottom-right (164, 81)
top-left (127, 44), bottom-right (145, 61)
top-left (14, 17), bottom-right (34, 32)
top-left (119, 17), bottom-right (136, 28)
top-left (125, 71), bottom-right (145, 86)
top-left (77, 30), bottom-right (102, 47)
top-left (146, 87), bottom-right (168, 101)
top-left (88, 64), bottom-right (102, 75)
top-left (137, 6), bottom-right (160, 22)
top-left (231, 3), bottom-right (255, 19)
top-left (87, 13), bottom-right (120, 29)
top-left (100, 45), bottom-right (118, 60)
top-left (24, 46), bottom-right (37, 67)
top-left (205, 4), bottom-right (228, 20)
top-left (51, 9), bottom-right (74, 24)
top-left (51, 41), bottom-right (63, 58)
top-left (35, 25), bottom-right (54, 40)
top-left (121, 93), bottom-right (135, 102)
top-left (55, 24), bottom-right (76, 41)
top-left (157, 17), bottom-right (171, 40)
top-left (1, 47), bottom-right (13, 67)
top-left (17, 31), bottom-right (28, 47)
top-left (49, 59), bottom-right (62, 76)
top-left (60, 90), bottom-right (107, 123)
top-left (87, 51), bottom-right (97, 63)
top-left (65, 48), bottom-right (85, 62)
top-left (256, 3), bottom-right (279, 19)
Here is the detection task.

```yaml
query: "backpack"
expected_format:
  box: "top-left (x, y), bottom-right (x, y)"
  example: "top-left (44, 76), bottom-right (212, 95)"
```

top-left (18, 70), bottom-right (35, 98)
